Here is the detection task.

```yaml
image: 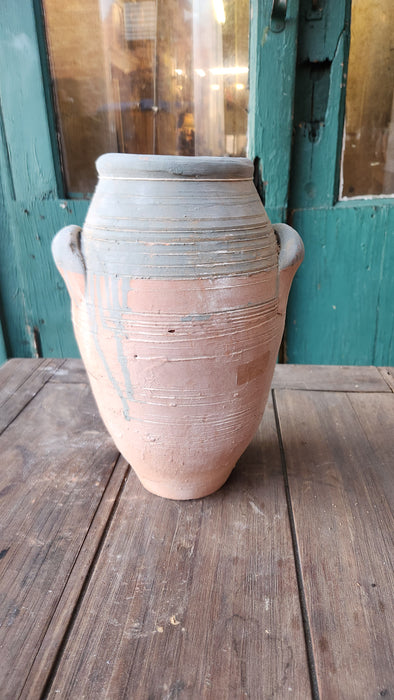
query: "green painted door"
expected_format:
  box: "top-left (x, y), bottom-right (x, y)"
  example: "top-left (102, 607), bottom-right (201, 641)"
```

top-left (0, 0), bottom-right (392, 365)
top-left (284, 0), bottom-right (394, 365)
top-left (0, 1), bottom-right (87, 358)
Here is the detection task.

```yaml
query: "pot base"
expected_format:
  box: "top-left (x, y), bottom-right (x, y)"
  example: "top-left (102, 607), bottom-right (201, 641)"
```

top-left (137, 461), bottom-right (236, 500)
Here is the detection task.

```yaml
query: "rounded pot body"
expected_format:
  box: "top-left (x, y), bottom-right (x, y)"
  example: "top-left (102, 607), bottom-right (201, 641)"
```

top-left (52, 154), bottom-right (303, 499)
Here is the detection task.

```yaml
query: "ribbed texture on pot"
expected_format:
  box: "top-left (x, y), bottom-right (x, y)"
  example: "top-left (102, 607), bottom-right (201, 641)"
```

top-left (83, 154), bottom-right (278, 280)
top-left (52, 154), bottom-right (301, 499)
top-left (95, 153), bottom-right (254, 179)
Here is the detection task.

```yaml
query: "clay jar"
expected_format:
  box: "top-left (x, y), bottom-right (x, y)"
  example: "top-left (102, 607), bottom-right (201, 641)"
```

top-left (52, 154), bottom-right (304, 499)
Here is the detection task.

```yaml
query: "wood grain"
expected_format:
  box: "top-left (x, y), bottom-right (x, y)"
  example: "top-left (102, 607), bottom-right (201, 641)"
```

top-left (274, 388), bottom-right (394, 699)
top-left (2, 361), bottom-right (392, 698)
top-left (49, 358), bottom-right (88, 384)
top-left (21, 456), bottom-right (130, 700)
top-left (272, 363), bottom-right (390, 393)
top-left (0, 359), bottom-right (44, 401)
top-left (378, 367), bottom-right (394, 392)
top-left (0, 358), bottom-right (65, 434)
top-left (0, 379), bottom-right (120, 698)
top-left (45, 398), bottom-right (311, 699)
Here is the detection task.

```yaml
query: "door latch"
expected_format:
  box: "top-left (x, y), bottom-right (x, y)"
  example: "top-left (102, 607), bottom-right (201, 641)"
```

top-left (270, 0), bottom-right (287, 32)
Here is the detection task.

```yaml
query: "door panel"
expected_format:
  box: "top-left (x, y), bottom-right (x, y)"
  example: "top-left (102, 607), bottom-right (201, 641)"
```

top-left (285, 0), bottom-right (394, 365)
top-left (0, 0), bottom-right (83, 356)
top-left (248, 0), bottom-right (299, 223)
top-left (287, 203), bottom-right (394, 364)
top-left (2, 199), bottom-right (88, 357)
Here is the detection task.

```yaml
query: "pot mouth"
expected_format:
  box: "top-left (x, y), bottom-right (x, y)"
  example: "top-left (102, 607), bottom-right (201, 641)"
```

top-left (95, 153), bottom-right (253, 181)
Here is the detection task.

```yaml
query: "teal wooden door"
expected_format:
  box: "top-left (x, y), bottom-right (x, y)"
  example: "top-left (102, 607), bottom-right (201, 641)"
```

top-left (283, 0), bottom-right (394, 365)
top-left (0, 2), bottom-right (87, 358)
top-left (0, 0), bottom-right (392, 365)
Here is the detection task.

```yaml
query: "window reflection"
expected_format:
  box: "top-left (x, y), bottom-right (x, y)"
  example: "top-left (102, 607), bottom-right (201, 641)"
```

top-left (42, 0), bottom-right (249, 194)
top-left (341, 0), bottom-right (394, 197)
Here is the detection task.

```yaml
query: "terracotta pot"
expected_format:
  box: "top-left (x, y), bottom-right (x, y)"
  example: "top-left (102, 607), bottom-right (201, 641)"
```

top-left (52, 154), bottom-right (303, 499)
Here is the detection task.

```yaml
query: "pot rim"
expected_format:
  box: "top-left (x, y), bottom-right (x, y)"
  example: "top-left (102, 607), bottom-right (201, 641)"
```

top-left (95, 153), bottom-right (254, 181)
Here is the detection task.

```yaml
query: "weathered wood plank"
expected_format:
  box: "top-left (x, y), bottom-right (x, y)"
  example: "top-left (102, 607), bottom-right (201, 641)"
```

top-left (44, 399), bottom-right (311, 699)
top-left (0, 380), bottom-right (121, 699)
top-left (272, 364), bottom-right (390, 392)
top-left (0, 358), bottom-right (65, 434)
top-left (20, 456), bottom-right (129, 700)
top-left (378, 367), bottom-right (394, 392)
top-left (274, 388), bottom-right (394, 699)
top-left (347, 392), bottom-right (394, 536)
top-left (49, 359), bottom-right (88, 384)
top-left (0, 359), bottom-right (44, 401)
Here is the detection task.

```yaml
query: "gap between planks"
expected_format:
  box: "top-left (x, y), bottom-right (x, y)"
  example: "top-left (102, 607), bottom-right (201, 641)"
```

top-left (377, 367), bottom-right (394, 392)
top-left (32, 395), bottom-right (311, 699)
top-left (20, 458), bottom-right (130, 700)
top-left (272, 388), bottom-right (320, 700)
top-left (0, 358), bottom-right (67, 435)
top-left (273, 386), bottom-right (394, 698)
top-left (0, 365), bottom-right (124, 699)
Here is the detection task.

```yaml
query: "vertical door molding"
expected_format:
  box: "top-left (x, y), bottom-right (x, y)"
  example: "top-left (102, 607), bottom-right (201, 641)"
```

top-left (289, 0), bottom-right (351, 209)
top-left (0, 0), bottom-right (59, 202)
top-left (248, 0), bottom-right (299, 223)
top-left (0, 1), bottom-right (83, 357)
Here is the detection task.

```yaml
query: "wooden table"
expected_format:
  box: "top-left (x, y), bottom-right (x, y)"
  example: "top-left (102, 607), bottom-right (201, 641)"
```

top-left (0, 359), bottom-right (393, 699)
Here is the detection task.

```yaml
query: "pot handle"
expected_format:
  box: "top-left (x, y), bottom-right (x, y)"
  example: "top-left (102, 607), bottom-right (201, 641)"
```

top-left (274, 223), bottom-right (304, 314)
top-left (51, 225), bottom-right (86, 303)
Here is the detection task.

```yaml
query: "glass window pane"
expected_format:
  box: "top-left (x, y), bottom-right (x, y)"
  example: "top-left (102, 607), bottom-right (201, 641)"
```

top-left (341, 0), bottom-right (394, 197)
top-left (42, 0), bottom-right (250, 195)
